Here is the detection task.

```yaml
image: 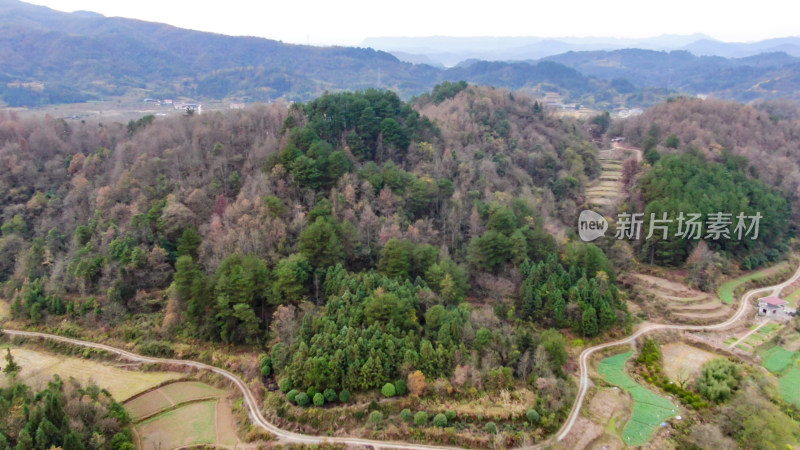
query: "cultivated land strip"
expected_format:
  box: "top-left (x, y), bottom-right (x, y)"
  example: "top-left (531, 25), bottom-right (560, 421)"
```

top-left (2, 263), bottom-right (795, 449)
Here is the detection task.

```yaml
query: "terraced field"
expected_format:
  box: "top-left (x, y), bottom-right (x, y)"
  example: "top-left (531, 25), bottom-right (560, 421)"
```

top-left (586, 151), bottom-right (624, 208)
top-left (598, 351), bottom-right (679, 447)
top-left (125, 380), bottom-right (240, 448)
top-left (628, 273), bottom-right (730, 324)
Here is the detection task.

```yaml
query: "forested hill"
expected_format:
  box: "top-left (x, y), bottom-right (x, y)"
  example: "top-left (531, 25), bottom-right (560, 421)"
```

top-left (0, 85), bottom-right (627, 429)
top-left (616, 97), bottom-right (800, 220)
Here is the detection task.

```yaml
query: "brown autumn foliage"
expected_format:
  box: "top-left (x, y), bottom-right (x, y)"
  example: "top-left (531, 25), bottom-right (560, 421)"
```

top-left (407, 370), bottom-right (428, 396)
top-left (617, 97), bottom-right (800, 217)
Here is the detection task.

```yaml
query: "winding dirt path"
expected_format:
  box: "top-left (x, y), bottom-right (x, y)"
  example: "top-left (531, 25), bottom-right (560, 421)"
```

top-left (2, 261), bottom-right (796, 449)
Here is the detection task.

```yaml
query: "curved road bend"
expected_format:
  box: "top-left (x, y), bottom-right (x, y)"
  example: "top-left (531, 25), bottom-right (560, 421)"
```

top-left (2, 263), bottom-right (798, 450)
top-left (553, 262), bottom-right (800, 444)
top-left (0, 327), bottom-right (461, 450)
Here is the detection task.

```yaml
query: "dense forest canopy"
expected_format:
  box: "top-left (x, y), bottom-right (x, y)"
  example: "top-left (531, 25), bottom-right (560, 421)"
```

top-left (0, 368), bottom-right (134, 450)
top-left (0, 85), bottom-right (613, 408)
top-left (635, 152), bottom-right (790, 268)
top-left (617, 98), bottom-right (800, 220)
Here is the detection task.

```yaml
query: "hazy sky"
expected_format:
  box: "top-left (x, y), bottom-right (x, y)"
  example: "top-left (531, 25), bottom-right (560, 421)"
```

top-left (25, 0), bottom-right (799, 46)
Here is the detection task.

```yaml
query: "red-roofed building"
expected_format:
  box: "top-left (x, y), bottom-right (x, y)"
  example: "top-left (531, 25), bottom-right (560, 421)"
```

top-left (758, 296), bottom-right (787, 316)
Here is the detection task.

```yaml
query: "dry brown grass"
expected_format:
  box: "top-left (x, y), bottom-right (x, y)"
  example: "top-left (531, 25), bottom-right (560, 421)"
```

top-left (0, 300), bottom-right (8, 320)
top-left (420, 388), bottom-right (536, 421)
top-left (661, 343), bottom-right (717, 381)
top-left (0, 346), bottom-right (183, 400)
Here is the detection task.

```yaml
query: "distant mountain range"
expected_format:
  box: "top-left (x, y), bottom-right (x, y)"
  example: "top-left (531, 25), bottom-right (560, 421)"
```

top-left (1, 0), bottom-right (800, 109)
top-left (362, 35), bottom-right (800, 67)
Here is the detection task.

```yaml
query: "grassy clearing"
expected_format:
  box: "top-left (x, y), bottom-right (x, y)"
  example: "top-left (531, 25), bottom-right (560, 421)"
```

top-left (0, 346), bottom-right (182, 400)
top-left (717, 262), bottom-right (789, 304)
top-left (602, 164), bottom-right (622, 170)
top-left (0, 300), bottom-right (8, 320)
top-left (136, 400), bottom-right (217, 448)
top-left (785, 287), bottom-right (800, 306)
top-left (598, 352), bottom-right (679, 447)
top-left (661, 343), bottom-right (717, 381)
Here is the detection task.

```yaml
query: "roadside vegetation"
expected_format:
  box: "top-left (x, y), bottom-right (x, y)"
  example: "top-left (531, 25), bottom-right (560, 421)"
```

top-left (0, 350), bottom-right (135, 449)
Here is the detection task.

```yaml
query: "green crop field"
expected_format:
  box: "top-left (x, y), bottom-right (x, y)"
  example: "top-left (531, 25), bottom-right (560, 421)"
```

top-left (717, 262), bottom-right (788, 304)
top-left (779, 368), bottom-right (800, 408)
top-left (136, 400), bottom-right (217, 448)
top-left (758, 323), bottom-right (782, 335)
top-left (598, 352), bottom-right (679, 447)
top-left (761, 346), bottom-right (797, 374)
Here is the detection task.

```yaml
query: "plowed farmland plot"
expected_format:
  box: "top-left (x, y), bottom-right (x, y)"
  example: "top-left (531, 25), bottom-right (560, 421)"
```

top-left (125, 380), bottom-right (240, 448)
top-left (125, 390), bottom-right (175, 421)
top-left (598, 352), bottom-right (679, 447)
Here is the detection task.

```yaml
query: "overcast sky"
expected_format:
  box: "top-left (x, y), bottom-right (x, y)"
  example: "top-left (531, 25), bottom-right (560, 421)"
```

top-left (25, 0), bottom-right (799, 46)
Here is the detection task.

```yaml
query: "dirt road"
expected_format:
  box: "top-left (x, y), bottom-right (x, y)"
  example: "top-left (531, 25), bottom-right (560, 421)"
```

top-left (3, 261), bottom-right (797, 449)
top-left (554, 262), bottom-right (800, 443)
